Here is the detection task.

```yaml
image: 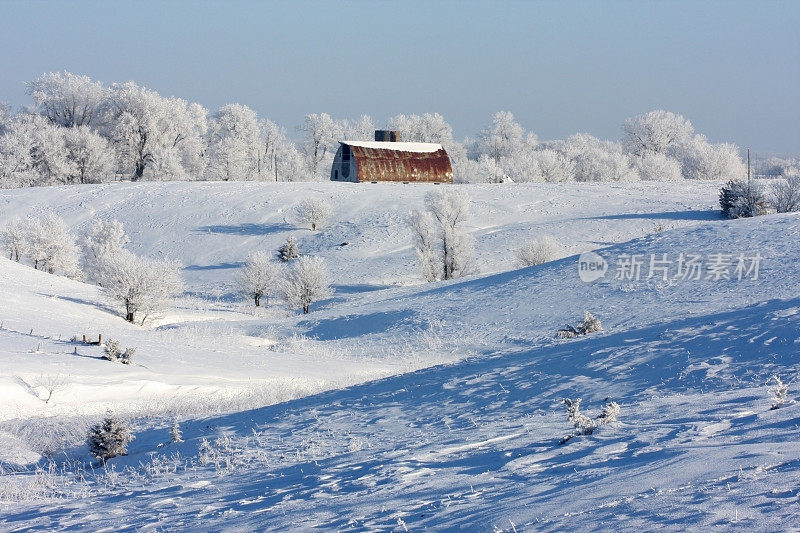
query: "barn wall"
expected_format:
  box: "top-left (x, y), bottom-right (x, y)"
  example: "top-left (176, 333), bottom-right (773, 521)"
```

top-left (330, 145), bottom-right (358, 182)
top-left (350, 146), bottom-right (453, 183)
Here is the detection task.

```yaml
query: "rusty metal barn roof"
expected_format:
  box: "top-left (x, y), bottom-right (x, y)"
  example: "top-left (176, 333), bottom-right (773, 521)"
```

top-left (343, 141), bottom-right (453, 183)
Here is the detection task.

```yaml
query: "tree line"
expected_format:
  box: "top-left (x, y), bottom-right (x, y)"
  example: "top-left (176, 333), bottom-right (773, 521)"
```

top-left (1, 71), bottom-right (798, 189)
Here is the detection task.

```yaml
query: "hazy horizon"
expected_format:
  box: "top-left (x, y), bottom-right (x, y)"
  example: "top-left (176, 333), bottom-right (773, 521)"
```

top-left (0, 0), bottom-right (797, 156)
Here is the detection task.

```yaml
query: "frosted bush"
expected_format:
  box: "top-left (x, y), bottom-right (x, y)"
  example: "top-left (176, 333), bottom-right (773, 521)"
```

top-left (557, 311), bottom-right (603, 338)
top-left (281, 256), bottom-right (333, 314)
top-left (516, 236), bottom-right (563, 267)
top-left (238, 251), bottom-right (280, 307)
top-left (103, 339), bottom-right (122, 362)
top-left (719, 179), bottom-right (768, 219)
top-left (579, 311), bottom-right (603, 334)
top-left (103, 339), bottom-right (135, 364)
top-left (295, 197), bottom-right (332, 231)
top-left (770, 375), bottom-right (789, 410)
top-left (278, 235), bottom-right (300, 261)
top-left (770, 176), bottom-right (800, 213)
top-left (120, 347), bottom-right (136, 365)
top-left (560, 398), bottom-right (621, 444)
top-left (87, 415), bottom-right (132, 462)
top-left (171, 419), bottom-right (183, 443)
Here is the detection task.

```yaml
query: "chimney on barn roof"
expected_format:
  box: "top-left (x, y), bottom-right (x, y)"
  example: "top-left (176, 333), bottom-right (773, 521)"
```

top-left (374, 130), bottom-right (399, 142)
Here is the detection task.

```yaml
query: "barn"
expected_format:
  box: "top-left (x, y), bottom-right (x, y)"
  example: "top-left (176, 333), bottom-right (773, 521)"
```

top-left (330, 130), bottom-right (453, 183)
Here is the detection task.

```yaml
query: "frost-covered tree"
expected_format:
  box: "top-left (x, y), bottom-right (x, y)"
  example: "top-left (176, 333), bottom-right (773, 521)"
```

top-left (239, 251), bottom-right (280, 306)
top-left (171, 420), bottom-right (183, 443)
top-left (96, 249), bottom-right (183, 323)
top-left (621, 110), bottom-right (694, 157)
top-left (1, 217), bottom-right (28, 261)
top-left (0, 114), bottom-right (75, 187)
top-left (388, 113), bottom-right (468, 180)
top-left (206, 104), bottom-right (262, 181)
top-left (298, 113), bottom-right (340, 180)
top-left (342, 114), bottom-right (375, 141)
top-left (531, 148), bottom-right (575, 183)
top-left (474, 154), bottom-right (508, 183)
top-left (410, 210), bottom-right (441, 282)
top-left (633, 151), bottom-right (683, 181)
top-left (81, 219), bottom-right (130, 281)
top-left (87, 415), bottom-right (132, 462)
top-left (26, 71), bottom-right (105, 128)
top-left (478, 111), bottom-right (530, 167)
top-left (0, 122), bottom-right (39, 188)
top-left (282, 255), bottom-right (333, 314)
top-left (675, 135), bottom-right (745, 181)
top-left (295, 197), bottom-right (333, 231)
top-left (516, 236), bottom-right (563, 267)
top-left (278, 235), bottom-right (300, 261)
top-left (0, 102), bottom-right (11, 134)
top-left (25, 212), bottom-right (79, 276)
top-left (770, 176), bottom-right (800, 213)
top-left (719, 179), bottom-right (768, 219)
top-left (100, 81), bottom-right (207, 181)
top-left (564, 134), bottom-right (640, 182)
top-left (411, 189), bottom-right (475, 281)
top-left (63, 126), bottom-right (114, 184)
top-left (257, 119), bottom-right (308, 182)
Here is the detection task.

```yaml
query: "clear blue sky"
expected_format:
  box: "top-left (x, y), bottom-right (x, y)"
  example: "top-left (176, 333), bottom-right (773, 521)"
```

top-left (1, 0), bottom-right (797, 155)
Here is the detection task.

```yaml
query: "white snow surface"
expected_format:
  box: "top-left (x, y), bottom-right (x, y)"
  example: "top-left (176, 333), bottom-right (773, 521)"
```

top-left (341, 140), bottom-right (443, 152)
top-left (1, 180), bottom-right (799, 530)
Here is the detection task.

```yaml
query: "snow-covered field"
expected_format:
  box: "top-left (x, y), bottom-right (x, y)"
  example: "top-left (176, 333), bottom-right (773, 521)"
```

top-left (2, 180), bottom-right (799, 530)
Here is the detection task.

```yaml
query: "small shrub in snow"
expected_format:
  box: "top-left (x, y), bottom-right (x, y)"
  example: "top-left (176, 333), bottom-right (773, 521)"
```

top-left (580, 311), bottom-right (603, 334)
top-left (295, 197), bottom-right (332, 231)
top-left (278, 235), bottom-right (300, 261)
top-left (33, 374), bottom-right (69, 404)
top-left (103, 339), bottom-right (122, 362)
top-left (238, 251), bottom-right (280, 307)
top-left (103, 339), bottom-right (135, 364)
top-left (559, 398), bottom-right (620, 444)
top-left (515, 236), bottom-right (562, 267)
top-left (557, 311), bottom-right (603, 338)
top-left (87, 415), bottom-right (132, 462)
top-left (120, 347), bottom-right (135, 365)
top-left (281, 255), bottom-right (333, 314)
top-left (170, 420), bottom-right (183, 443)
top-left (719, 179), bottom-right (768, 219)
top-left (770, 176), bottom-right (800, 213)
top-left (770, 375), bottom-right (789, 410)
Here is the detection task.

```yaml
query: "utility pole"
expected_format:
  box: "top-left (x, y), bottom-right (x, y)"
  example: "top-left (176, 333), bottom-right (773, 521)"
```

top-left (747, 148), bottom-right (751, 185)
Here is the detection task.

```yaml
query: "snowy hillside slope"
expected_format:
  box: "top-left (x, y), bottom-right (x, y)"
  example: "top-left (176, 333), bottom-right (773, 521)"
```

top-left (1, 189), bottom-right (799, 530)
top-left (3, 223), bottom-right (800, 529)
top-left (0, 180), bottom-right (724, 426)
top-left (0, 181), bottom-right (721, 293)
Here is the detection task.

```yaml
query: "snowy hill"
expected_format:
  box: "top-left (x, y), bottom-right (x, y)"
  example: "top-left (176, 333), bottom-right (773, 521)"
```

top-left (2, 181), bottom-right (799, 529)
top-left (0, 180), bottom-right (723, 424)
